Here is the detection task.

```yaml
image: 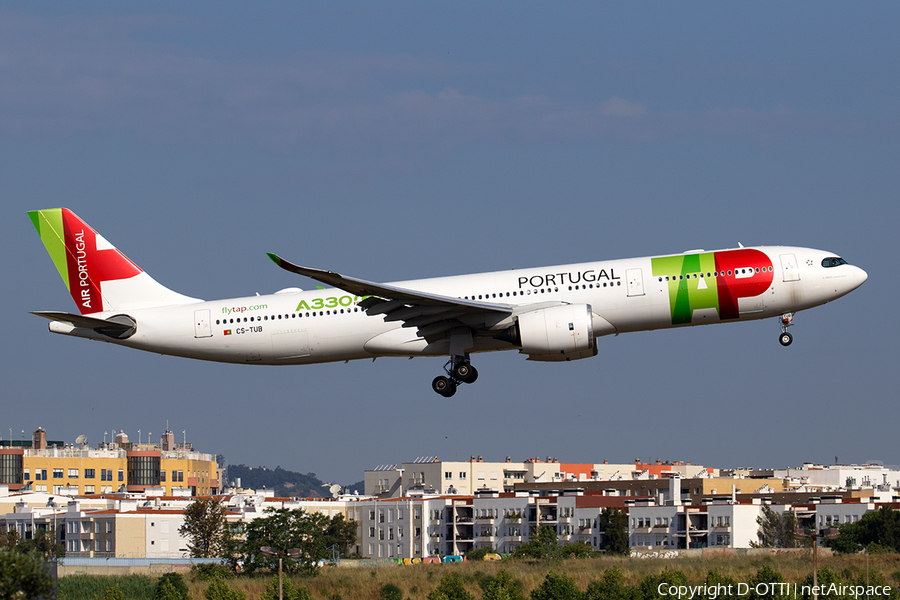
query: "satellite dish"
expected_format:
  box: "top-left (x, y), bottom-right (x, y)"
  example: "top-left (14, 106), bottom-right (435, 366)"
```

top-left (329, 484), bottom-right (342, 498)
top-left (75, 435), bottom-right (88, 446)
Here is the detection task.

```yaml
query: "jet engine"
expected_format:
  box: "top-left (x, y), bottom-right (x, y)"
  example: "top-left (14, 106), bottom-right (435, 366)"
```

top-left (496, 304), bottom-right (596, 362)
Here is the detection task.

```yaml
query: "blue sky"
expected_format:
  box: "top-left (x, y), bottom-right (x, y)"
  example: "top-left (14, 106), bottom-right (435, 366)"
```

top-left (4, 3), bottom-right (897, 485)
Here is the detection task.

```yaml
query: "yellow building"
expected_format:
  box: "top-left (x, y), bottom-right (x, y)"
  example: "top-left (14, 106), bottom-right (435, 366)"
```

top-left (1, 429), bottom-right (218, 497)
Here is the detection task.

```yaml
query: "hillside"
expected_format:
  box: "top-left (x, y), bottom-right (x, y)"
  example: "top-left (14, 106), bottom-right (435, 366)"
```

top-left (227, 464), bottom-right (331, 498)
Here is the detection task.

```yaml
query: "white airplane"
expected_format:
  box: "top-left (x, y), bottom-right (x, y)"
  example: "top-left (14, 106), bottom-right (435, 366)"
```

top-left (29, 208), bottom-right (867, 397)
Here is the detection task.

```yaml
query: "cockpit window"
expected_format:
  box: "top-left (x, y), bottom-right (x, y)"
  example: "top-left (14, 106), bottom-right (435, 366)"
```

top-left (822, 257), bottom-right (848, 268)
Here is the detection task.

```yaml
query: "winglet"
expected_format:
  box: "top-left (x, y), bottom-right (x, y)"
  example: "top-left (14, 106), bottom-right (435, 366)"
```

top-left (266, 253), bottom-right (284, 267)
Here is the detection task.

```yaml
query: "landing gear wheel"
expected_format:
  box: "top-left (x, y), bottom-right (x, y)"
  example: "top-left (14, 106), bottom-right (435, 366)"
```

top-left (779, 332), bottom-right (793, 347)
top-left (432, 376), bottom-right (457, 397)
top-left (453, 363), bottom-right (478, 384)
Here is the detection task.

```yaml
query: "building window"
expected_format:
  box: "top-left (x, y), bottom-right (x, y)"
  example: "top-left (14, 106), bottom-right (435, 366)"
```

top-left (459, 472), bottom-right (467, 480)
top-left (68, 469), bottom-right (78, 479)
top-left (85, 485), bottom-right (95, 494)
top-left (445, 472), bottom-right (452, 480)
top-left (118, 470), bottom-right (124, 482)
top-left (160, 470), bottom-right (166, 482)
top-left (84, 469), bottom-right (95, 479)
top-left (23, 469), bottom-right (30, 481)
top-left (53, 469), bottom-right (63, 479)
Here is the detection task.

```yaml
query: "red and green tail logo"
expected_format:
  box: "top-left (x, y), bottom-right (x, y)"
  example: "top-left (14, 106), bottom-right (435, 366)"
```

top-left (29, 208), bottom-right (142, 315)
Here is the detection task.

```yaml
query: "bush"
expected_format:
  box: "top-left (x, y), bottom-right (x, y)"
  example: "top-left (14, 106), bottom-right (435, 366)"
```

top-left (427, 572), bottom-right (474, 600)
top-left (97, 585), bottom-right (124, 600)
top-left (204, 578), bottom-right (246, 600)
top-left (259, 576), bottom-right (312, 600)
top-left (481, 570), bottom-right (525, 600)
top-left (380, 582), bottom-right (403, 600)
top-left (155, 573), bottom-right (189, 600)
top-left (529, 570), bottom-right (582, 600)
top-left (193, 563), bottom-right (234, 581)
top-left (465, 547), bottom-right (495, 561)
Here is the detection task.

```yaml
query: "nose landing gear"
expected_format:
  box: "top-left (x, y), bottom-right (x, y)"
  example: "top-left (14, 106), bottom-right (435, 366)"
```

top-left (779, 313), bottom-right (794, 346)
top-left (432, 357), bottom-right (479, 397)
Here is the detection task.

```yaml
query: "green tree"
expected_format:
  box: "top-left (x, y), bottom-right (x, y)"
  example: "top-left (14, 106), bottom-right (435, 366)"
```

top-left (514, 525), bottom-right (558, 559)
top-left (0, 548), bottom-right (54, 600)
top-left (481, 570), bottom-right (526, 600)
top-left (240, 508), bottom-right (356, 576)
top-left (750, 505), bottom-right (801, 549)
top-left (427, 572), bottom-right (475, 600)
top-left (180, 498), bottom-right (232, 558)
top-left (638, 567), bottom-right (688, 600)
top-left (558, 541), bottom-right (595, 558)
top-left (259, 576), bottom-right (313, 600)
top-left (827, 506), bottom-right (900, 554)
top-left (99, 584), bottom-right (125, 600)
top-left (702, 570), bottom-right (740, 600)
top-left (155, 580), bottom-right (184, 600)
top-left (599, 507), bottom-right (629, 555)
top-left (204, 578), bottom-right (246, 600)
top-left (155, 572), bottom-right (190, 600)
top-left (585, 567), bottom-right (635, 600)
top-left (747, 565), bottom-right (791, 600)
top-left (529, 570), bottom-right (583, 600)
top-left (0, 528), bottom-right (64, 560)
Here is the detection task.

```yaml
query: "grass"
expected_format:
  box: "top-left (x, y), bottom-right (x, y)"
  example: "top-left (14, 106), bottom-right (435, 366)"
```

top-left (60, 553), bottom-right (900, 599)
top-left (200, 553), bottom-right (900, 599)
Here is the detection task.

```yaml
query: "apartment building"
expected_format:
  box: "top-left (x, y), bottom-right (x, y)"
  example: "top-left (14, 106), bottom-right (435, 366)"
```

top-left (0, 429), bottom-right (218, 496)
top-left (366, 456), bottom-right (715, 498)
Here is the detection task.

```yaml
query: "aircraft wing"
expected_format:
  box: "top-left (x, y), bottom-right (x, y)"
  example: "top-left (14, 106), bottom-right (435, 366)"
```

top-left (267, 253), bottom-right (512, 339)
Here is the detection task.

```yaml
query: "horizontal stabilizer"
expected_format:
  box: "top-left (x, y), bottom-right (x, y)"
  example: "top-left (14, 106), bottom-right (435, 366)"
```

top-left (31, 311), bottom-right (136, 339)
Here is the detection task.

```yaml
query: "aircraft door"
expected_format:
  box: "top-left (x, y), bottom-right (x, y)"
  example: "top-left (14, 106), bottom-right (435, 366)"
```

top-left (194, 309), bottom-right (212, 338)
top-left (780, 254), bottom-right (800, 282)
top-left (626, 268), bottom-right (645, 297)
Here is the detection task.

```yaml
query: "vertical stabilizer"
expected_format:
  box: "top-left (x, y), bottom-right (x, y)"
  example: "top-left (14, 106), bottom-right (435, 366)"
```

top-left (28, 208), bottom-right (201, 314)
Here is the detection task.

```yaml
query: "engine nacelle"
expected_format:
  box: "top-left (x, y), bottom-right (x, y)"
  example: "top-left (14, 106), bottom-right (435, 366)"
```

top-left (499, 304), bottom-right (596, 362)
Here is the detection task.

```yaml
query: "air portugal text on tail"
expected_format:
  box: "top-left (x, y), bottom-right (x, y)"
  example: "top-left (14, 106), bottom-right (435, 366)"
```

top-left (29, 209), bottom-right (868, 397)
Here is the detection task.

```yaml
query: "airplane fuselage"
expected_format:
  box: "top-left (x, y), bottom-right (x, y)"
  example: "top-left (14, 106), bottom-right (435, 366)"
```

top-left (51, 245), bottom-right (866, 367)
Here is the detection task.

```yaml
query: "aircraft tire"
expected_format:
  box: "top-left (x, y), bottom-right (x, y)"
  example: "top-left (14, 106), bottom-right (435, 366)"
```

top-left (454, 363), bottom-right (478, 384)
top-left (432, 376), bottom-right (457, 397)
top-left (779, 332), bottom-right (793, 347)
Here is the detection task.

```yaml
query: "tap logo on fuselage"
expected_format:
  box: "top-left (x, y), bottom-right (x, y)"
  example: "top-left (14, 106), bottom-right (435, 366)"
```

top-left (651, 249), bottom-right (774, 324)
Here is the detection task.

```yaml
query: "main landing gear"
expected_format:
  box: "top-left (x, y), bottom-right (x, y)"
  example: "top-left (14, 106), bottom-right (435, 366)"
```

top-left (779, 313), bottom-right (794, 346)
top-left (432, 357), bottom-right (479, 397)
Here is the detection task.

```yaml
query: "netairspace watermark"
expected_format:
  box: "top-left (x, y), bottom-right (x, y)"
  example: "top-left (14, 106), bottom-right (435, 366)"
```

top-left (657, 582), bottom-right (894, 599)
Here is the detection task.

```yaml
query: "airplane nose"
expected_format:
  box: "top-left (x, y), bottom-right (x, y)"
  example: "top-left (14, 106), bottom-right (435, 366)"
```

top-left (853, 265), bottom-right (868, 288)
